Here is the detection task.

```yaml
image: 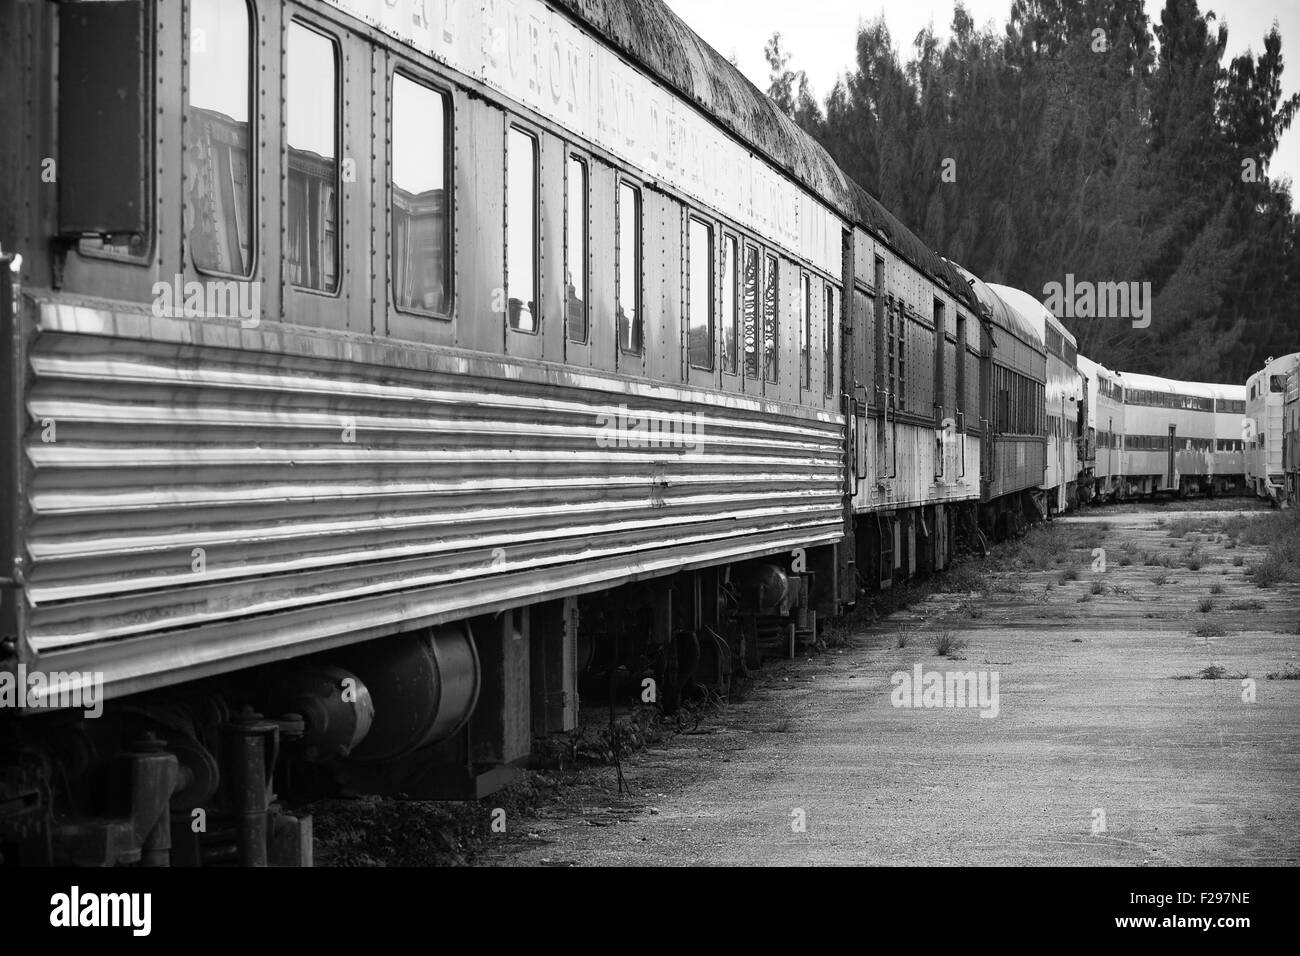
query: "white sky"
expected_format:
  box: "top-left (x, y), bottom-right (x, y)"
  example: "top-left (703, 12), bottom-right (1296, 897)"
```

top-left (667, 0), bottom-right (1300, 188)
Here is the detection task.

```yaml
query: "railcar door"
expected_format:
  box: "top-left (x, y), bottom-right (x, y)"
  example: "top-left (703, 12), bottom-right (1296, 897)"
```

top-left (1168, 424), bottom-right (1177, 490)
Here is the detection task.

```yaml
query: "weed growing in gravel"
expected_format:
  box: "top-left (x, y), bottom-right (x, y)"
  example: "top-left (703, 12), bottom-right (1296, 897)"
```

top-left (1210, 584), bottom-right (1224, 595)
top-left (933, 631), bottom-right (968, 657)
top-left (1090, 581), bottom-right (1106, 595)
top-left (1191, 621), bottom-right (1228, 638)
top-left (1267, 664), bottom-right (1300, 680)
top-left (1198, 598), bottom-right (1215, 613)
top-left (1153, 572), bottom-right (1170, 586)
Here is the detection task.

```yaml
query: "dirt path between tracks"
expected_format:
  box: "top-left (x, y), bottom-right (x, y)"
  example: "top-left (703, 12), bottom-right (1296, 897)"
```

top-left (472, 501), bottom-right (1300, 866)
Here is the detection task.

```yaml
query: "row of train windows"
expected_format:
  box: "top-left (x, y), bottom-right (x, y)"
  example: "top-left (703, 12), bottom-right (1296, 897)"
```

top-left (1124, 389), bottom-right (1216, 412)
top-left (1048, 414), bottom-right (1077, 441)
top-left (183, 0), bottom-right (835, 391)
top-left (1123, 436), bottom-right (1242, 451)
top-left (994, 366), bottom-right (1044, 435)
top-left (1099, 432), bottom-right (1243, 452)
top-left (1097, 379), bottom-right (1123, 403)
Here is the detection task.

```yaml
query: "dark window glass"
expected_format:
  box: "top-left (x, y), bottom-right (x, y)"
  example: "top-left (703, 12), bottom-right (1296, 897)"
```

top-left (287, 22), bottom-right (339, 293)
top-left (566, 155), bottom-right (588, 342)
top-left (799, 272), bottom-right (810, 388)
top-left (507, 126), bottom-right (538, 332)
top-left (722, 234), bottom-right (738, 374)
top-left (743, 243), bottom-right (759, 379)
top-left (186, 0), bottom-right (253, 275)
top-left (824, 284), bottom-right (836, 396)
top-left (688, 217), bottom-right (713, 370)
top-left (391, 75), bottom-right (449, 314)
top-left (763, 253), bottom-right (778, 383)
top-left (617, 181), bottom-right (641, 353)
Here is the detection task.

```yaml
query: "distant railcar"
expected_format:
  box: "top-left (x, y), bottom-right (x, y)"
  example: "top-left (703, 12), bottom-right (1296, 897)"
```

top-left (1076, 354), bottom-right (1124, 502)
top-left (1246, 353), bottom-right (1300, 503)
top-left (1114, 372), bottom-right (1244, 497)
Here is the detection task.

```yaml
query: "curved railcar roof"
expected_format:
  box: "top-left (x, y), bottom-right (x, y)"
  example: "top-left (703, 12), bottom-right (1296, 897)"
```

top-left (1116, 371), bottom-right (1218, 400)
top-left (1076, 354), bottom-right (1118, 383)
top-left (985, 283), bottom-right (1078, 350)
top-left (947, 261), bottom-right (1043, 352)
top-left (552, 0), bottom-right (976, 311)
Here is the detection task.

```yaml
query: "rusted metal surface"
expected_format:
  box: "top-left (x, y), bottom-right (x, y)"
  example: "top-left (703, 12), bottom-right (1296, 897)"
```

top-left (15, 292), bottom-right (843, 700)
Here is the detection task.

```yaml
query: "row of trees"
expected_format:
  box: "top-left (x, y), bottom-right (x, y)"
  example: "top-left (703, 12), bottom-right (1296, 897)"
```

top-left (764, 0), bottom-right (1299, 382)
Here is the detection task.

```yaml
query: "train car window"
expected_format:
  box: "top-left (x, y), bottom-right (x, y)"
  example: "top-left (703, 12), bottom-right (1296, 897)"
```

top-left (286, 22), bottom-right (339, 294)
top-left (955, 313), bottom-right (967, 417)
top-left (186, 0), bottom-right (254, 276)
top-left (391, 75), bottom-right (450, 315)
top-left (688, 217), bottom-right (714, 370)
top-left (824, 284), bottom-right (836, 397)
top-left (565, 155), bottom-right (588, 342)
top-left (793, 273), bottom-right (808, 388)
top-left (742, 243), bottom-right (759, 378)
top-left (895, 308), bottom-right (906, 410)
top-left (1270, 375), bottom-right (1286, 393)
top-left (933, 298), bottom-right (945, 422)
top-left (506, 127), bottom-right (539, 332)
top-left (722, 234), bottom-right (739, 375)
top-left (617, 181), bottom-right (642, 353)
top-left (763, 253), bottom-right (779, 383)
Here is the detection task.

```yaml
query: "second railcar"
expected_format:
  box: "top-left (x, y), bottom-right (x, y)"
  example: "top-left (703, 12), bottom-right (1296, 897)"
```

top-left (949, 263), bottom-right (1046, 539)
top-left (987, 283), bottom-right (1081, 516)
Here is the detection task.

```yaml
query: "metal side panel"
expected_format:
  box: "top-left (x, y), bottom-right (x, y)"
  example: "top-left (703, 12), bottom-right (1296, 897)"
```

top-left (15, 293), bottom-right (844, 699)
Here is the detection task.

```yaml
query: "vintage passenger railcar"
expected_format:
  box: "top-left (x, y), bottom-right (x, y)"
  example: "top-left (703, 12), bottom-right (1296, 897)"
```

top-left (949, 263), bottom-right (1046, 539)
top-left (0, 0), bottom-right (996, 865)
top-left (985, 284), bottom-right (1081, 516)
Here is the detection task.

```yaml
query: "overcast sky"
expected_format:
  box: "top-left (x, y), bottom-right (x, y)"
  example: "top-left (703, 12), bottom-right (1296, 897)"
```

top-left (666, 0), bottom-right (1300, 187)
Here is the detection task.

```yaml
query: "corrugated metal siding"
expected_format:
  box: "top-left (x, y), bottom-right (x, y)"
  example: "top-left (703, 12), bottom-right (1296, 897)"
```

top-left (17, 298), bottom-right (843, 680)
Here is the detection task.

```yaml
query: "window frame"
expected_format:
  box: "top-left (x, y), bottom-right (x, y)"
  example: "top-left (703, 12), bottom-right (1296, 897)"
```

top-left (799, 271), bottom-right (811, 389)
top-left (505, 122), bottom-right (541, 335)
top-left (742, 240), bottom-right (761, 380)
top-left (285, 17), bottom-right (343, 298)
top-left (824, 282), bottom-right (837, 398)
top-left (721, 232), bottom-right (740, 377)
top-left (564, 151), bottom-right (590, 344)
top-left (185, 0), bottom-right (258, 280)
top-left (388, 67), bottom-right (454, 320)
top-left (616, 178), bottom-right (643, 355)
top-left (687, 214), bottom-right (715, 372)
top-left (762, 251), bottom-right (779, 384)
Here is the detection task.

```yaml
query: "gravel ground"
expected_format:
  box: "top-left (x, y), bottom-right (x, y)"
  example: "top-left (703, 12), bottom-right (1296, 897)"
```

top-left (310, 500), bottom-right (1300, 866)
top-left (473, 501), bottom-right (1300, 866)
